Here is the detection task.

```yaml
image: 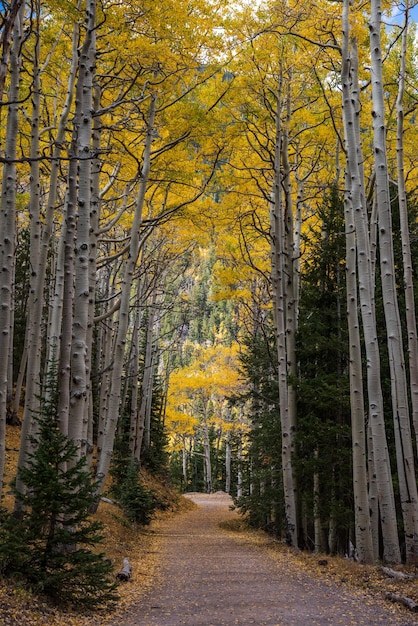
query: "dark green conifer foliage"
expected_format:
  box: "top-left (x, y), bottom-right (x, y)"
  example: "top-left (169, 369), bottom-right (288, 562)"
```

top-left (13, 226), bottom-right (30, 386)
top-left (296, 189), bottom-right (352, 552)
top-left (110, 457), bottom-right (157, 525)
top-left (234, 325), bottom-right (283, 535)
top-left (140, 376), bottom-right (169, 475)
top-left (0, 378), bottom-right (118, 608)
top-left (109, 422), bottom-right (157, 525)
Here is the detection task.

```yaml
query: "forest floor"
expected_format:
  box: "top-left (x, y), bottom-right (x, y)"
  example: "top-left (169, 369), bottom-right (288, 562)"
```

top-left (106, 492), bottom-right (418, 626)
top-left (2, 426), bottom-right (418, 624)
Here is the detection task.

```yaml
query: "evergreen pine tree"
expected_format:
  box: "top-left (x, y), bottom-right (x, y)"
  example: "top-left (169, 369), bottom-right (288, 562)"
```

top-left (110, 425), bottom-right (157, 526)
top-left (235, 325), bottom-right (283, 535)
top-left (0, 377), bottom-right (118, 608)
top-left (296, 189), bottom-right (352, 552)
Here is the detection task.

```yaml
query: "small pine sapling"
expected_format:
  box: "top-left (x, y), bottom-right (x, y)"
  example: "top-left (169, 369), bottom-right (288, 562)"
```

top-left (0, 374), bottom-right (118, 608)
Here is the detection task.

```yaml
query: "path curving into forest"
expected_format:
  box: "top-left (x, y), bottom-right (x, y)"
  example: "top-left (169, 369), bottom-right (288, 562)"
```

top-left (118, 493), bottom-right (416, 626)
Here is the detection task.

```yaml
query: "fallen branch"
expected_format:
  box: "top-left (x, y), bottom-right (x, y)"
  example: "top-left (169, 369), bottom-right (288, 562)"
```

top-left (386, 592), bottom-right (418, 612)
top-left (381, 566), bottom-right (413, 580)
top-left (100, 496), bottom-right (116, 505)
top-left (116, 557), bottom-right (132, 582)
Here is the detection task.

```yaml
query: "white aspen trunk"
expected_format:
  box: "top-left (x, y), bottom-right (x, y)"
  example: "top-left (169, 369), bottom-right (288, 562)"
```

top-left (128, 280), bottom-right (143, 457)
top-left (225, 433), bottom-right (231, 494)
top-left (94, 93), bottom-right (157, 500)
top-left (139, 292), bottom-right (158, 456)
top-left (12, 326), bottom-right (27, 418)
top-left (0, 0), bottom-right (24, 104)
top-left (19, 3), bottom-right (42, 449)
top-left (144, 327), bottom-right (159, 451)
top-left (46, 226), bottom-right (65, 381)
top-left (7, 262), bottom-right (14, 415)
top-left (367, 422), bottom-right (380, 561)
top-left (344, 176), bottom-right (374, 563)
top-left (68, 0), bottom-right (96, 455)
top-left (270, 64), bottom-right (298, 548)
top-left (83, 79), bottom-right (101, 456)
top-left (135, 290), bottom-right (156, 460)
top-left (341, 0), bottom-right (400, 563)
top-left (203, 413), bottom-right (212, 494)
top-left (96, 311), bottom-right (114, 456)
top-left (0, 9), bottom-right (22, 499)
top-left (143, 291), bottom-right (163, 454)
top-left (396, 8), bottom-right (418, 454)
top-left (56, 171), bottom-right (77, 438)
top-left (237, 429), bottom-right (243, 499)
top-left (44, 19), bottom-right (79, 374)
top-left (182, 440), bottom-right (188, 490)
top-left (369, 0), bottom-right (418, 564)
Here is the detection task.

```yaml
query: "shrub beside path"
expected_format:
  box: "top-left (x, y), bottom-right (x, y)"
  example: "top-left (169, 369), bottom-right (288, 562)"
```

top-left (117, 492), bottom-right (417, 626)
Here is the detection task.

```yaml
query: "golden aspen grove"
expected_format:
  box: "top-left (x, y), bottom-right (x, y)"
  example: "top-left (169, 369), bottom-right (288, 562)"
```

top-left (2, 0), bottom-right (418, 620)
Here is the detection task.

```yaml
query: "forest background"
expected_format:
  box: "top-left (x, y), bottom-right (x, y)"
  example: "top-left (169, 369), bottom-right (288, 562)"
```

top-left (1, 0), bottom-right (418, 597)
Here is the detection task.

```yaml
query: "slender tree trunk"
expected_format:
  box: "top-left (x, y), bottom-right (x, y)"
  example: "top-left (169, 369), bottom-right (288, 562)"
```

top-left (19, 1), bottom-right (42, 448)
top-left (344, 176), bottom-right (374, 563)
top-left (0, 9), bottom-right (22, 499)
top-left (94, 93), bottom-right (157, 501)
top-left (128, 279), bottom-right (143, 457)
top-left (143, 288), bottom-right (163, 455)
top-left (225, 432), bottom-right (231, 494)
top-left (270, 62), bottom-right (298, 547)
top-left (396, 7), bottom-right (418, 452)
top-left (182, 438), bottom-right (188, 489)
top-left (84, 79), bottom-right (101, 457)
top-left (56, 174), bottom-right (77, 438)
top-left (68, 0), bottom-right (96, 455)
top-left (341, 0), bottom-right (400, 563)
top-left (44, 18), bottom-right (79, 374)
top-left (369, 0), bottom-right (418, 564)
top-left (137, 290), bottom-right (158, 458)
top-left (237, 427), bottom-right (243, 499)
top-left (0, 0), bottom-right (24, 104)
top-left (367, 422), bottom-right (380, 560)
top-left (203, 410), bottom-right (212, 494)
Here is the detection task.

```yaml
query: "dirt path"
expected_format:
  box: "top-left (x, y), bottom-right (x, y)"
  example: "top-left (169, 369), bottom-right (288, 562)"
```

top-left (118, 493), bottom-right (417, 626)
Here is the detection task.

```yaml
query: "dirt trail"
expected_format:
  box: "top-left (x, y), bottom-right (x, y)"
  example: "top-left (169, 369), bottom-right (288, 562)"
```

top-left (119, 493), bottom-right (417, 626)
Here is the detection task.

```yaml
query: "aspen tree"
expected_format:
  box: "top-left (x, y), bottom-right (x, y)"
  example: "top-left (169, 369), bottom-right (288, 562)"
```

top-left (344, 175), bottom-right (374, 563)
top-left (138, 278), bottom-right (164, 459)
top-left (84, 80), bottom-right (102, 462)
top-left (0, 8), bottom-right (23, 499)
top-left (203, 405), bottom-right (213, 493)
top-left (395, 5), bottom-right (418, 451)
top-left (128, 277), bottom-right (143, 457)
top-left (0, 0), bottom-right (24, 104)
top-left (341, 0), bottom-right (400, 563)
top-left (43, 16), bottom-right (80, 380)
top-left (94, 93), bottom-right (157, 501)
top-left (18, 0), bottom-right (42, 441)
top-left (136, 288), bottom-right (158, 459)
top-left (17, 6), bottom-right (80, 496)
top-left (369, 0), bottom-right (418, 564)
top-left (68, 0), bottom-right (96, 455)
top-left (270, 61), bottom-right (298, 547)
top-left (338, 13), bottom-right (374, 563)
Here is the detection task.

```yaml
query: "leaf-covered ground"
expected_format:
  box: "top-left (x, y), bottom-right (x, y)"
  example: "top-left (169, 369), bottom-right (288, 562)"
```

top-left (0, 425), bottom-right (193, 625)
top-left (118, 493), bottom-right (418, 626)
top-left (2, 428), bottom-right (418, 624)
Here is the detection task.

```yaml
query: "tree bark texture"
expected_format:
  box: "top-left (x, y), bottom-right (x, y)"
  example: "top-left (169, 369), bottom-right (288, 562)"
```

top-left (0, 10), bottom-right (22, 500)
top-left (369, 0), bottom-right (418, 564)
top-left (341, 0), bottom-right (400, 563)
